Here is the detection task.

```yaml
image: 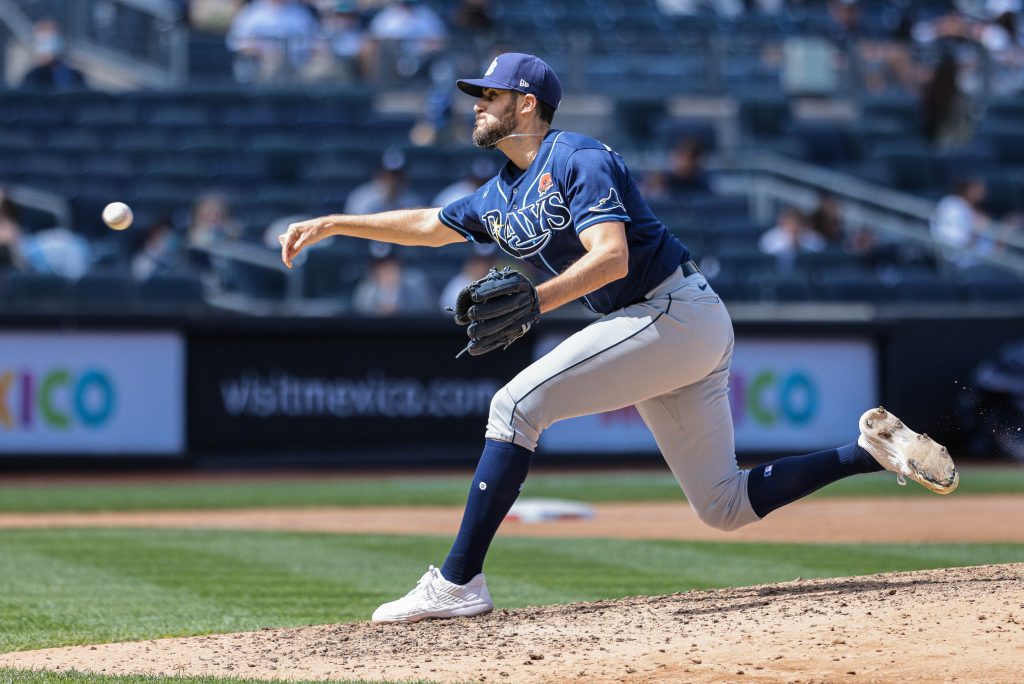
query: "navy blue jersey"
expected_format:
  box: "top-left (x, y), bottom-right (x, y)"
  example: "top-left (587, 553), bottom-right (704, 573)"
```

top-left (438, 130), bottom-right (688, 314)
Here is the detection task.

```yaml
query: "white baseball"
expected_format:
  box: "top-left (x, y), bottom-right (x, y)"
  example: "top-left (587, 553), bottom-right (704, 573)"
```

top-left (102, 202), bottom-right (134, 231)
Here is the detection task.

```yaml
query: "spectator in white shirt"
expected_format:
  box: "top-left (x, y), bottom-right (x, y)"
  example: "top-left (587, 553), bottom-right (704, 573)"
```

top-left (227, 0), bottom-right (319, 82)
top-left (931, 178), bottom-right (994, 269)
top-left (365, 0), bottom-right (446, 79)
top-left (759, 207), bottom-right (825, 270)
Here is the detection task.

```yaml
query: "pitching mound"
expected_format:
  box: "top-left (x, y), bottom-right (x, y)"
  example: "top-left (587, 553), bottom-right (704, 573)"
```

top-left (3, 563), bottom-right (1022, 683)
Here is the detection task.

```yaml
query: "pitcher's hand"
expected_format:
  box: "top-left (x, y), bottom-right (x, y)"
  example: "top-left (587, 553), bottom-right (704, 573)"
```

top-left (279, 217), bottom-right (330, 269)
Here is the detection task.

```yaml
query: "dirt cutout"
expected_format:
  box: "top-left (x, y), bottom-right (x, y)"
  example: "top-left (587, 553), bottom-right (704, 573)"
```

top-left (2, 496), bottom-right (1024, 543)
top-left (3, 563), bottom-right (1023, 683)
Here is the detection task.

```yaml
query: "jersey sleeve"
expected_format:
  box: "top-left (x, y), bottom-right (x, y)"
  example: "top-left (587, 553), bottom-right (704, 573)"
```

top-left (437, 183), bottom-right (494, 244)
top-left (563, 148), bottom-right (632, 234)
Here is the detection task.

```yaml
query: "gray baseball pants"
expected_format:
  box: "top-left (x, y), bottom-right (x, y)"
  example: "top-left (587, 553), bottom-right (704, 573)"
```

top-left (486, 266), bottom-right (761, 531)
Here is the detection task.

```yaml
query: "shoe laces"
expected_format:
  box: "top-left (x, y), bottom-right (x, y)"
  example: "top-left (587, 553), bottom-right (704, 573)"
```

top-left (412, 565), bottom-right (443, 603)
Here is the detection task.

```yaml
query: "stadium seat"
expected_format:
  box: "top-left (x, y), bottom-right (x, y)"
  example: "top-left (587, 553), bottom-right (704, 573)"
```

top-left (984, 97), bottom-right (1024, 125)
top-left (869, 142), bottom-right (936, 195)
top-left (138, 272), bottom-right (206, 310)
top-left (5, 273), bottom-right (72, 310)
top-left (958, 267), bottom-right (1024, 302)
top-left (980, 170), bottom-right (1024, 217)
top-left (113, 129), bottom-right (171, 154)
top-left (146, 104), bottom-right (210, 127)
top-left (72, 101), bottom-right (139, 128)
top-left (654, 119), bottom-right (718, 152)
top-left (820, 268), bottom-right (890, 302)
top-left (892, 270), bottom-right (959, 302)
top-left (736, 95), bottom-right (791, 142)
top-left (861, 95), bottom-right (921, 132)
top-left (787, 120), bottom-right (855, 164)
top-left (937, 144), bottom-right (995, 189)
top-left (685, 196), bottom-right (750, 227)
top-left (74, 271), bottom-right (138, 310)
top-left (977, 123), bottom-right (1024, 166)
top-left (770, 272), bottom-right (815, 302)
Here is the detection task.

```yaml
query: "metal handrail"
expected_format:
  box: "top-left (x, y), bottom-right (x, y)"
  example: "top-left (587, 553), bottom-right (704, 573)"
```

top-left (719, 152), bottom-right (1024, 275)
top-left (4, 184), bottom-right (71, 229)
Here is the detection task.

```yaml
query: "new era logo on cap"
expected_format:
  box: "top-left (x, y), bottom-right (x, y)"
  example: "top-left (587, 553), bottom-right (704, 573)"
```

top-left (457, 53), bottom-right (562, 110)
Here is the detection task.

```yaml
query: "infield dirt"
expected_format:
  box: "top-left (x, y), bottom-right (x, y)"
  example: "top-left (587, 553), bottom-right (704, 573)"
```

top-left (2, 563), bottom-right (1022, 682)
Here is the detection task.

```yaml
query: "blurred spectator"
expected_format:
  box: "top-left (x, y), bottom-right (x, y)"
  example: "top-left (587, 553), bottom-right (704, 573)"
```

top-left (20, 19), bottom-right (86, 91)
top-left (439, 245), bottom-right (499, 312)
top-left (188, 192), bottom-right (243, 248)
top-left (409, 86), bottom-right (455, 146)
top-left (642, 138), bottom-right (713, 201)
top-left (432, 158), bottom-right (497, 207)
top-left (759, 207), bottom-right (825, 268)
top-left (352, 251), bottom-right (435, 315)
top-left (920, 52), bottom-right (974, 149)
top-left (227, 0), bottom-right (319, 83)
top-left (0, 191), bottom-right (25, 271)
top-left (345, 149), bottom-right (423, 215)
top-left (131, 216), bottom-right (187, 281)
top-left (309, 0), bottom-right (369, 82)
top-left (365, 0), bottom-right (447, 80)
top-left (931, 178), bottom-right (995, 269)
top-left (189, 0), bottom-right (245, 33)
top-left (22, 227), bottom-right (91, 278)
top-left (808, 191), bottom-right (845, 245)
top-left (655, 0), bottom-right (745, 17)
top-left (450, 0), bottom-right (494, 32)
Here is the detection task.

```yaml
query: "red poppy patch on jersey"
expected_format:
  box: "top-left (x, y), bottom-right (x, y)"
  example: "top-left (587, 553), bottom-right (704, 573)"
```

top-left (538, 172), bottom-right (553, 195)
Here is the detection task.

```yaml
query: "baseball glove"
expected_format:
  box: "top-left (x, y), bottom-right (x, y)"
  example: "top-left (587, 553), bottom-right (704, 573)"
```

top-left (453, 267), bottom-right (540, 357)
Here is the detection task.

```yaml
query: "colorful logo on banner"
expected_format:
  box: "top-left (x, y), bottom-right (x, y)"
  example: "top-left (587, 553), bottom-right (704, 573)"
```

top-left (0, 368), bottom-right (116, 430)
top-left (730, 369), bottom-right (817, 427)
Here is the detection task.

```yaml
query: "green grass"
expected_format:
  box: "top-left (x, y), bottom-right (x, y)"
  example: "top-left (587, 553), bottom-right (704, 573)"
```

top-left (0, 528), bottom-right (1021, 655)
top-left (0, 672), bottom-right (427, 684)
top-left (1, 466), bottom-right (1021, 513)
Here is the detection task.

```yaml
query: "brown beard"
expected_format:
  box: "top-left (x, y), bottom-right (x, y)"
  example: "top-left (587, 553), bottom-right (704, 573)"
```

top-left (472, 95), bottom-right (518, 149)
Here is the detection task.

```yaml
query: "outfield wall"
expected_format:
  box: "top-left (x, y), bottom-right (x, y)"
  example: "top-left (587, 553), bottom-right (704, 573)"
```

top-left (0, 311), bottom-right (1020, 465)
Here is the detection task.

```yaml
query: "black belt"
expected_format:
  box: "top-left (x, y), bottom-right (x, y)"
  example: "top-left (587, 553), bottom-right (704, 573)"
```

top-left (681, 259), bottom-right (702, 278)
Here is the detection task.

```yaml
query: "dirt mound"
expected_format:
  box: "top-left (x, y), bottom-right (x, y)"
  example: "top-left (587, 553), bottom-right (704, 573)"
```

top-left (3, 563), bottom-right (1022, 683)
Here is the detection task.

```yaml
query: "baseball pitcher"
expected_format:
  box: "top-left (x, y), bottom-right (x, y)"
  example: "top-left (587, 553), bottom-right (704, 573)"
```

top-left (279, 53), bottom-right (959, 623)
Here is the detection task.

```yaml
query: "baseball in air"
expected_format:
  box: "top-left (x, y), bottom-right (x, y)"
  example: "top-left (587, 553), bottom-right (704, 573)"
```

top-left (102, 202), bottom-right (133, 231)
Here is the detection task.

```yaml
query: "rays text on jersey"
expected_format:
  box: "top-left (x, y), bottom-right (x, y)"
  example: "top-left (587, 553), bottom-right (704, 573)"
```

top-left (482, 191), bottom-right (572, 257)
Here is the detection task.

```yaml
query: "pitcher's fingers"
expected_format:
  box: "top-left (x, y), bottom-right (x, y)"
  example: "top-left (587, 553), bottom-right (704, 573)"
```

top-left (281, 231), bottom-right (296, 268)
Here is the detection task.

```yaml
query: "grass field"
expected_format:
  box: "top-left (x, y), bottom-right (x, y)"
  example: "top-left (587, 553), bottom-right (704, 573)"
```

top-left (1, 528), bottom-right (1022, 655)
top-left (2, 468), bottom-right (1022, 684)
top-left (1, 466), bottom-right (1022, 513)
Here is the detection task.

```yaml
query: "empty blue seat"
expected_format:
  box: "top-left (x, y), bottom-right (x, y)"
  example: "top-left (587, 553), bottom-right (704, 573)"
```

top-left (6, 272), bottom-right (72, 309)
top-left (978, 123), bottom-right (1024, 166)
top-left (870, 142), bottom-right (936, 194)
top-left (737, 95), bottom-right (791, 142)
top-left (74, 271), bottom-right (138, 309)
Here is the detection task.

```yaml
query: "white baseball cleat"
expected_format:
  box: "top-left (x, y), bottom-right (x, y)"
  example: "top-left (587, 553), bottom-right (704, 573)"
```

top-left (858, 406), bottom-right (959, 494)
top-left (371, 565), bottom-right (494, 623)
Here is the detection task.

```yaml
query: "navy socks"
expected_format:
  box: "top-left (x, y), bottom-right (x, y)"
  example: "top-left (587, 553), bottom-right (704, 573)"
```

top-left (746, 441), bottom-right (883, 518)
top-left (441, 439), bottom-right (533, 585)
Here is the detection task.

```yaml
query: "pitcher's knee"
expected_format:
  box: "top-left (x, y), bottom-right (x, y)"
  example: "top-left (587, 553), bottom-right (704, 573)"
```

top-left (485, 386), bottom-right (541, 452)
top-left (692, 503), bottom-right (757, 532)
top-left (689, 475), bottom-right (761, 532)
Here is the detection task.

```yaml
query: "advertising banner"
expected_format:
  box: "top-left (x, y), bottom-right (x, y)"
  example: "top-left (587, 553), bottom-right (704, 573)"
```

top-left (537, 334), bottom-right (878, 454)
top-left (0, 332), bottom-right (184, 454)
top-left (188, 327), bottom-right (528, 452)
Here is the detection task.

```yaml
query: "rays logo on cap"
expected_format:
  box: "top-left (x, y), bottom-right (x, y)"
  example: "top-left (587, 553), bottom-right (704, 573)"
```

top-left (485, 58), bottom-right (498, 76)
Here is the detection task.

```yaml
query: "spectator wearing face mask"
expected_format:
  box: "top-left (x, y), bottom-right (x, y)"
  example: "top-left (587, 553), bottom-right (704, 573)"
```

top-left (20, 19), bottom-right (86, 91)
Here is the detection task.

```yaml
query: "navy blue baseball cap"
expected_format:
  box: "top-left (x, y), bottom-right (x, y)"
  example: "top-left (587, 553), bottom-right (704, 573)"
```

top-left (457, 53), bottom-right (562, 110)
